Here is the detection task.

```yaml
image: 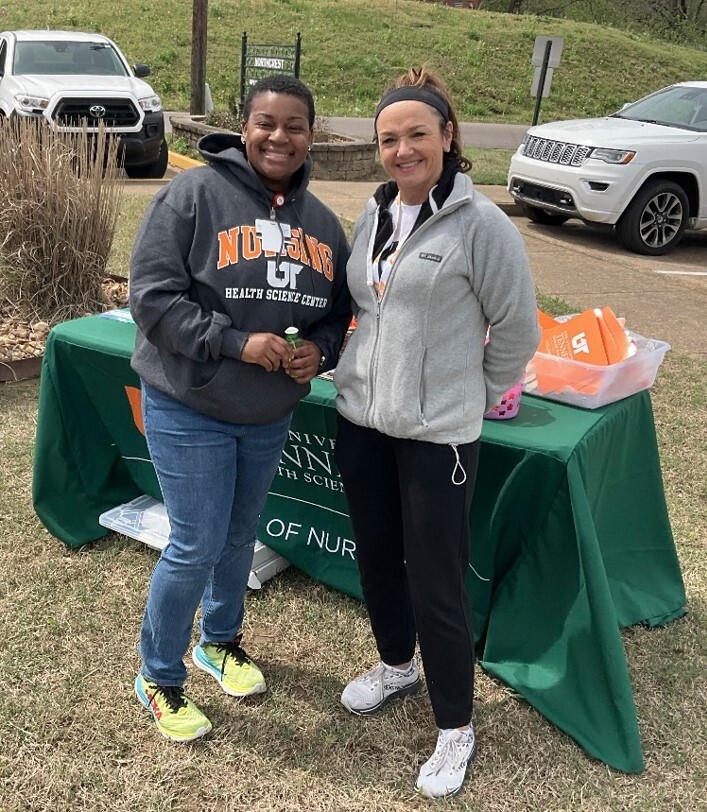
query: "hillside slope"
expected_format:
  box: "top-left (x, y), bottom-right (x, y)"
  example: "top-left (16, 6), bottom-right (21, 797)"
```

top-left (5, 0), bottom-right (707, 121)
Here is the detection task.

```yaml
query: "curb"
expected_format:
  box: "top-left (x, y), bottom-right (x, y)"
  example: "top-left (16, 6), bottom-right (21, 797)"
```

top-left (164, 153), bottom-right (521, 218)
top-left (0, 355), bottom-right (43, 383)
top-left (475, 187), bottom-right (518, 218)
top-left (495, 201), bottom-right (519, 218)
top-left (168, 151), bottom-right (204, 170)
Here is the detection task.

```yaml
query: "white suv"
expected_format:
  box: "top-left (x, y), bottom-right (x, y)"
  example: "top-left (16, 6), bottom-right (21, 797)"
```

top-left (0, 29), bottom-right (168, 178)
top-left (508, 81), bottom-right (707, 255)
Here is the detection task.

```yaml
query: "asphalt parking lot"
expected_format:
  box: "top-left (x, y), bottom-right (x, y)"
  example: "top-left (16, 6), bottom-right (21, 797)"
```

top-left (510, 215), bottom-right (707, 358)
top-left (519, 216), bottom-right (707, 289)
top-left (125, 169), bottom-right (707, 358)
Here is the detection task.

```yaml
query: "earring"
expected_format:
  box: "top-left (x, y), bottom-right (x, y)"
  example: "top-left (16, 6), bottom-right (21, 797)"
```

top-left (307, 145), bottom-right (311, 151)
top-left (240, 135), bottom-right (246, 144)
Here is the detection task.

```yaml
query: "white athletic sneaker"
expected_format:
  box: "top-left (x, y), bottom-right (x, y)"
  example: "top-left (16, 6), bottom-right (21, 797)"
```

top-left (340, 658), bottom-right (421, 715)
top-left (416, 726), bottom-right (477, 799)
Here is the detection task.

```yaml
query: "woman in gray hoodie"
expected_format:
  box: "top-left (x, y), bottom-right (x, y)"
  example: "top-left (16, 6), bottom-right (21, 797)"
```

top-left (334, 67), bottom-right (539, 799)
top-left (130, 75), bottom-right (350, 743)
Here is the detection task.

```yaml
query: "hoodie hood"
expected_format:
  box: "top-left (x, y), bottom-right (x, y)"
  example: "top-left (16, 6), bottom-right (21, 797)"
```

top-left (197, 132), bottom-right (313, 204)
top-left (130, 128), bottom-right (351, 426)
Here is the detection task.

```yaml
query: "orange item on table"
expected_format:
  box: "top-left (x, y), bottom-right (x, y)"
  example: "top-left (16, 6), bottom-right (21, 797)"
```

top-left (595, 308), bottom-right (623, 364)
top-left (537, 308), bottom-right (558, 331)
top-left (600, 307), bottom-right (633, 361)
top-left (538, 310), bottom-right (608, 366)
top-left (533, 307), bottom-right (637, 395)
top-left (530, 309), bottom-right (667, 408)
top-left (536, 312), bottom-right (607, 395)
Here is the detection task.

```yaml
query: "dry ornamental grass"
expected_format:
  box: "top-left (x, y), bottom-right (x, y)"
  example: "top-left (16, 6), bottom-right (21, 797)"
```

top-left (0, 117), bottom-right (123, 325)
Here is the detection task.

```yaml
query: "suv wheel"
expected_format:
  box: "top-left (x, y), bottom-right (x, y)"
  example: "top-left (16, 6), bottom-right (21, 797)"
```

top-left (518, 202), bottom-right (569, 226)
top-left (616, 180), bottom-right (689, 256)
top-left (124, 139), bottom-right (168, 180)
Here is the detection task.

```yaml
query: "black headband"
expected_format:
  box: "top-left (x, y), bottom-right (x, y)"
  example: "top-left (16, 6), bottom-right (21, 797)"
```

top-left (374, 87), bottom-right (450, 126)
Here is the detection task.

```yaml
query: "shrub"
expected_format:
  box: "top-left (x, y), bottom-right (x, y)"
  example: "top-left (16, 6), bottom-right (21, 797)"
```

top-left (204, 109), bottom-right (241, 132)
top-left (203, 110), bottom-right (335, 141)
top-left (0, 118), bottom-right (123, 323)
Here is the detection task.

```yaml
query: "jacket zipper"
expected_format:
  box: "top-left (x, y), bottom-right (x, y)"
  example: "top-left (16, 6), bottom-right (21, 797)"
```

top-left (418, 348), bottom-right (429, 427)
top-left (362, 194), bottom-right (471, 426)
top-left (364, 210), bottom-right (384, 425)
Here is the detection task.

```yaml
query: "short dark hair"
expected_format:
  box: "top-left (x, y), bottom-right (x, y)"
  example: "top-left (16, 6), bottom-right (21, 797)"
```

top-left (242, 75), bottom-right (316, 128)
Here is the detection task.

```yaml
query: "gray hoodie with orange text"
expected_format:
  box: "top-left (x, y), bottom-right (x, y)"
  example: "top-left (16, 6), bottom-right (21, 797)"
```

top-left (130, 133), bottom-right (351, 424)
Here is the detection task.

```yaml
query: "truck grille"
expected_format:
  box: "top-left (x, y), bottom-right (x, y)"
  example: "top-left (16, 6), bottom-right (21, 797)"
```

top-left (51, 98), bottom-right (140, 128)
top-left (522, 136), bottom-right (592, 167)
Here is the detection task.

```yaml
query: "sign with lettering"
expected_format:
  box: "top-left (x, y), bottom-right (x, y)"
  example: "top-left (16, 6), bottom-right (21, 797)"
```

top-left (240, 32), bottom-right (302, 114)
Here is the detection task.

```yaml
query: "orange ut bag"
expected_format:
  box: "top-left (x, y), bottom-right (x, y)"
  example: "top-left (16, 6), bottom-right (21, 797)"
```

top-left (534, 307), bottom-right (633, 395)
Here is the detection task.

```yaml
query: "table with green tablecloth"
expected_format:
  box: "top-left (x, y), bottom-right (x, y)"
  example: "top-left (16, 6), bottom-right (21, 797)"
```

top-left (32, 313), bottom-right (686, 774)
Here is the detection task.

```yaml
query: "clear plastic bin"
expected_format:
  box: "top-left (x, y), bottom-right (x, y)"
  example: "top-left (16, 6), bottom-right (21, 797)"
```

top-left (524, 331), bottom-right (670, 409)
top-left (99, 494), bottom-right (290, 589)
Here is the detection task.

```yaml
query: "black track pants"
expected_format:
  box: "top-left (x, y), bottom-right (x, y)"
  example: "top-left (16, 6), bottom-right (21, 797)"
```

top-left (335, 415), bottom-right (480, 729)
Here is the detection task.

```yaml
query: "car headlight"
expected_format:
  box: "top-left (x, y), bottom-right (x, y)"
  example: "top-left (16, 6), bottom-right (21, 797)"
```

top-left (139, 94), bottom-right (163, 113)
top-left (589, 148), bottom-right (636, 165)
top-left (13, 93), bottom-right (49, 113)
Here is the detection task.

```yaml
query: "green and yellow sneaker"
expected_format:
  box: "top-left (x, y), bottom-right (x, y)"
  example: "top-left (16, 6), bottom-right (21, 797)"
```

top-left (192, 635), bottom-right (266, 698)
top-left (134, 674), bottom-right (212, 742)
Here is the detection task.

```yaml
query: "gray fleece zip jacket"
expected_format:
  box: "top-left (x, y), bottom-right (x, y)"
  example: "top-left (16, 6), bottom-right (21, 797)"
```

top-left (130, 133), bottom-right (351, 424)
top-left (334, 173), bottom-right (539, 445)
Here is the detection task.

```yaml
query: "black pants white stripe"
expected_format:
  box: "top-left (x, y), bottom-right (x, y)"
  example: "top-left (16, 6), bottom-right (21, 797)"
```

top-left (335, 415), bottom-right (480, 729)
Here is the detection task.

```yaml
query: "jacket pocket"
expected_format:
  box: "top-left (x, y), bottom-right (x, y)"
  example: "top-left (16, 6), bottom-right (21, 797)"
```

top-left (189, 357), bottom-right (226, 393)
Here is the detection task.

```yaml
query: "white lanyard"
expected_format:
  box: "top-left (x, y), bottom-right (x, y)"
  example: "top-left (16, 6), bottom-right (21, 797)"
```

top-left (370, 197), bottom-right (422, 300)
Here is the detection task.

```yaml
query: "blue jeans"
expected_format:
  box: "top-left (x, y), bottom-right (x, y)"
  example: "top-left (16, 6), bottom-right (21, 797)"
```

top-left (139, 382), bottom-right (291, 686)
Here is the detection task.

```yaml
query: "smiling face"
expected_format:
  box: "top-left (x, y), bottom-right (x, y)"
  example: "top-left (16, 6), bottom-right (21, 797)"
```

top-left (241, 91), bottom-right (314, 193)
top-left (376, 100), bottom-right (453, 205)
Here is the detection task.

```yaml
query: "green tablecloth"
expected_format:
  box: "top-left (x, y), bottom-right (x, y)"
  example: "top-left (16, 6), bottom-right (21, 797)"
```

top-left (32, 314), bottom-right (686, 773)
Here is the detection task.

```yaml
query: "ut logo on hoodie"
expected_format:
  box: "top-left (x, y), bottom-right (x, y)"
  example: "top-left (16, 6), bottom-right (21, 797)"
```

top-left (217, 224), bottom-right (334, 284)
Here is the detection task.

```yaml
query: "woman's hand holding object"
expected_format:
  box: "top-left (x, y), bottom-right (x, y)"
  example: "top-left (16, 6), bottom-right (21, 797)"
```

top-left (285, 339), bottom-right (322, 384)
top-left (241, 333), bottom-right (292, 372)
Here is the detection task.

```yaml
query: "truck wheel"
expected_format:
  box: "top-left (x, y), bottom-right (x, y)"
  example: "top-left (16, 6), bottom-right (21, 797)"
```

top-left (518, 202), bottom-right (569, 226)
top-left (125, 139), bottom-right (168, 179)
top-left (615, 180), bottom-right (689, 255)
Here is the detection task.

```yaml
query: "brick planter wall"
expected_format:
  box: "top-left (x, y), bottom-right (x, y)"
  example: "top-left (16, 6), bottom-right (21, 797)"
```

top-left (169, 115), bottom-right (378, 181)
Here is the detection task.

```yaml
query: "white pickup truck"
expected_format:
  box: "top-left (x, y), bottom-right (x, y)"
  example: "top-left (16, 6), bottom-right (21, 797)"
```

top-left (0, 29), bottom-right (168, 178)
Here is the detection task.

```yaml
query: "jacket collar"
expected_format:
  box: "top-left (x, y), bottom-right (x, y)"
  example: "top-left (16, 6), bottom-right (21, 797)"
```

top-left (370, 162), bottom-right (472, 258)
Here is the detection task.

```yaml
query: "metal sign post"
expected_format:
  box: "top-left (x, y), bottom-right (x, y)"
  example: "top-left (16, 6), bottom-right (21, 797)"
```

top-left (530, 36), bottom-right (564, 127)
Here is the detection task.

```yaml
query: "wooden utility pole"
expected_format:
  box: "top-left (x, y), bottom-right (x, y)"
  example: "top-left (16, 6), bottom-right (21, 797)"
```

top-left (191, 0), bottom-right (208, 115)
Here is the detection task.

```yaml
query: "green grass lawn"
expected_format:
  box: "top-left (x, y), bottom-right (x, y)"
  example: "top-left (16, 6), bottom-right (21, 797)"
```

top-left (2, 2), bottom-right (707, 807)
top-left (4, 0), bottom-right (707, 122)
top-left (2, 184), bottom-right (707, 811)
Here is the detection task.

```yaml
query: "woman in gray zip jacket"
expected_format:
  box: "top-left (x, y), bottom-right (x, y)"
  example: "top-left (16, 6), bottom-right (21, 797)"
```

top-left (333, 67), bottom-right (539, 800)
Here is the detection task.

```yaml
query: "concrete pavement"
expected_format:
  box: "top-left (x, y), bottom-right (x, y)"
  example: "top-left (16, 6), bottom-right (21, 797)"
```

top-left (307, 177), bottom-right (707, 358)
top-left (325, 117), bottom-right (529, 150)
top-left (143, 153), bottom-right (707, 358)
